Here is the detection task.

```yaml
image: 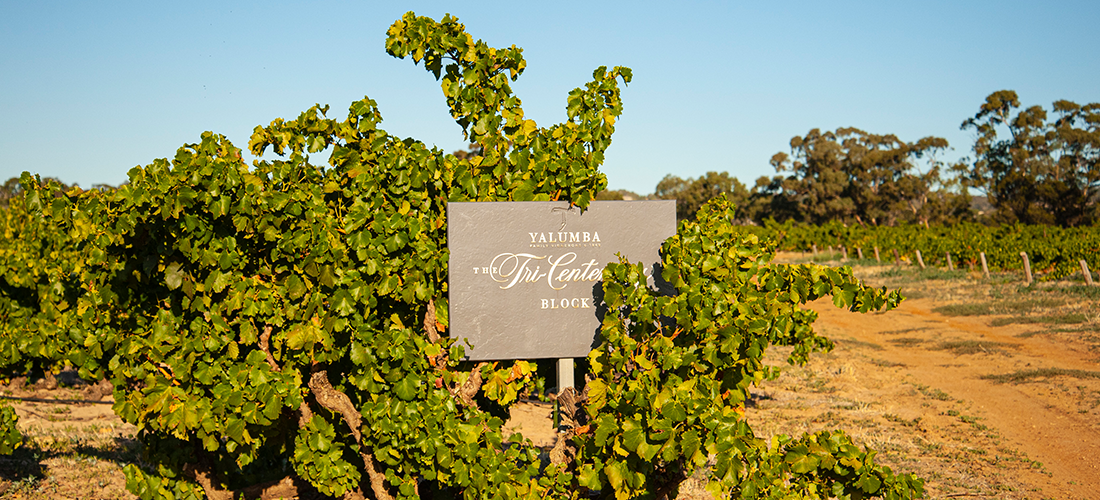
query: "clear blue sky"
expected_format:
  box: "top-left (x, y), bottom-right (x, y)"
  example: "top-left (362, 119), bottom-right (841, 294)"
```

top-left (2, 1), bottom-right (1098, 195)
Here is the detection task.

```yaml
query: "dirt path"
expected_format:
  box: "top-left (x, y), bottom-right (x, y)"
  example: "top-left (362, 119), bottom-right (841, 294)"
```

top-left (806, 295), bottom-right (1100, 499)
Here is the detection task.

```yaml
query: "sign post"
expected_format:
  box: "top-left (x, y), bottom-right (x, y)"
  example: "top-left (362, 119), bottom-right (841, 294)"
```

top-left (557, 358), bottom-right (575, 391)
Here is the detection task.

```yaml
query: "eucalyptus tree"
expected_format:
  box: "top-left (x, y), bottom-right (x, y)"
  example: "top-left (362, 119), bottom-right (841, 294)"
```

top-left (653, 171), bottom-right (751, 221)
top-left (769, 127), bottom-right (964, 225)
top-left (960, 90), bottom-right (1100, 226)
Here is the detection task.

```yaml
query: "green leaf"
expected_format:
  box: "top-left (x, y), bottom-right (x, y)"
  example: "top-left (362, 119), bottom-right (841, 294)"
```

top-left (636, 440), bottom-right (659, 462)
top-left (604, 460), bottom-right (626, 491)
top-left (332, 289), bottom-right (355, 316)
top-left (594, 414), bottom-right (618, 447)
top-left (701, 254), bottom-right (722, 272)
top-left (785, 446), bottom-right (820, 474)
top-left (857, 473), bottom-right (883, 494)
top-left (394, 377), bottom-right (417, 401)
top-left (661, 401), bottom-right (687, 422)
top-left (577, 464), bottom-right (601, 489)
top-left (681, 430), bottom-right (701, 462)
top-left (286, 323), bottom-right (320, 350)
top-left (286, 274), bottom-right (306, 299)
top-left (164, 262), bottom-right (184, 290)
top-left (622, 419), bottom-right (644, 452)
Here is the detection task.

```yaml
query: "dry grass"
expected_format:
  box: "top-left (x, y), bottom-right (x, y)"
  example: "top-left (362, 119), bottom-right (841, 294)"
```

top-left (932, 340), bottom-right (1016, 356)
top-left (747, 344), bottom-right (1045, 499)
top-left (981, 368), bottom-right (1100, 384)
top-left (0, 384), bottom-right (140, 499)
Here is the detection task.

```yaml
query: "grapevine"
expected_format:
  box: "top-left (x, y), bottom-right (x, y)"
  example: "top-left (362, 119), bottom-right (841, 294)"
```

top-left (753, 220), bottom-right (1100, 280)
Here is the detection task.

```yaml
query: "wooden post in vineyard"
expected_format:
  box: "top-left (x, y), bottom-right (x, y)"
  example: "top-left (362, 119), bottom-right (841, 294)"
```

top-left (840, 245), bottom-right (847, 261)
top-left (980, 252), bottom-right (990, 279)
top-left (812, 244), bottom-right (818, 259)
top-left (946, 252), bottom-right (953, 271)
top-left (892, 249), bottom-right (900, 266)
top-left (1021, 252), bottom-right (1033, 286)
top-left (1081, 260), bottom-right (1095, 286)
top-left (915, 250), bottom-right (926, 269)
top-left (874, 246), bottom-right (881, 263)
top-left (857, 247), bottom-right (864, 260)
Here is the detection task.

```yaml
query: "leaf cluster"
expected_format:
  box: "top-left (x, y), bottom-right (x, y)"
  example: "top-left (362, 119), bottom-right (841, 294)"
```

top-left (0, 404), bottom-right (20, 455)
top-left (0, 178), bottom-right (87, 379)
top-left (573, 197), bottom-right (915, 499)
top-left (2, 11), bottom-right (632, 500)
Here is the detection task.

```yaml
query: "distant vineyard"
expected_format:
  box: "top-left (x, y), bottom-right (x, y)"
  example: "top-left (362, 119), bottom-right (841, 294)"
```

top-left (748, 220), bottom-right (1100, 280)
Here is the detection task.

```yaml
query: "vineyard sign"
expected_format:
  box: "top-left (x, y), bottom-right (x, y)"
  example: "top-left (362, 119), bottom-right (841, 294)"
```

top-left (448, 201), bottom-right (676, 360)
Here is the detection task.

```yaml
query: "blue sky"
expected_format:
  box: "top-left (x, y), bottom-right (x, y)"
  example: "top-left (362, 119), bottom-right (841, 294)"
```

top-left (2, 1), bottom-right (1098, 194)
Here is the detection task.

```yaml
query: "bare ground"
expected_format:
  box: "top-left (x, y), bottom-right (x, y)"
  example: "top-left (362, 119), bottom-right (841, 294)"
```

top-left (0, 384), bottom-right (138, 499)
top-left (744, 258), bottom-right (1100, 499)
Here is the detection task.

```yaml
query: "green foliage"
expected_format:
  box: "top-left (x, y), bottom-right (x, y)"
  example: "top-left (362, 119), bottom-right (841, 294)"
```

top-left (295, 414), bottom-right (363, 497)
top-left (0, 12), bottom-right (925, 500)
top-left (0, 177), bottom-right (85, 380)
top-left (576, 197), bottom-right (917, 499)
top-left (0, 404), bottom-right (20, 455)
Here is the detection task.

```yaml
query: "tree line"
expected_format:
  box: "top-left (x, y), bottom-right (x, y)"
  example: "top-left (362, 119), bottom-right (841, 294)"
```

top-left (8, 91), bottom-right (1093, 229)
top-left (598, 91), bottom-right (1099, 227)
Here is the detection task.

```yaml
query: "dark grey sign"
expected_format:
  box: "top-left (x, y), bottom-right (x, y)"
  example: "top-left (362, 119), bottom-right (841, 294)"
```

top-left (448, 201), bottom-right (676, 360)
